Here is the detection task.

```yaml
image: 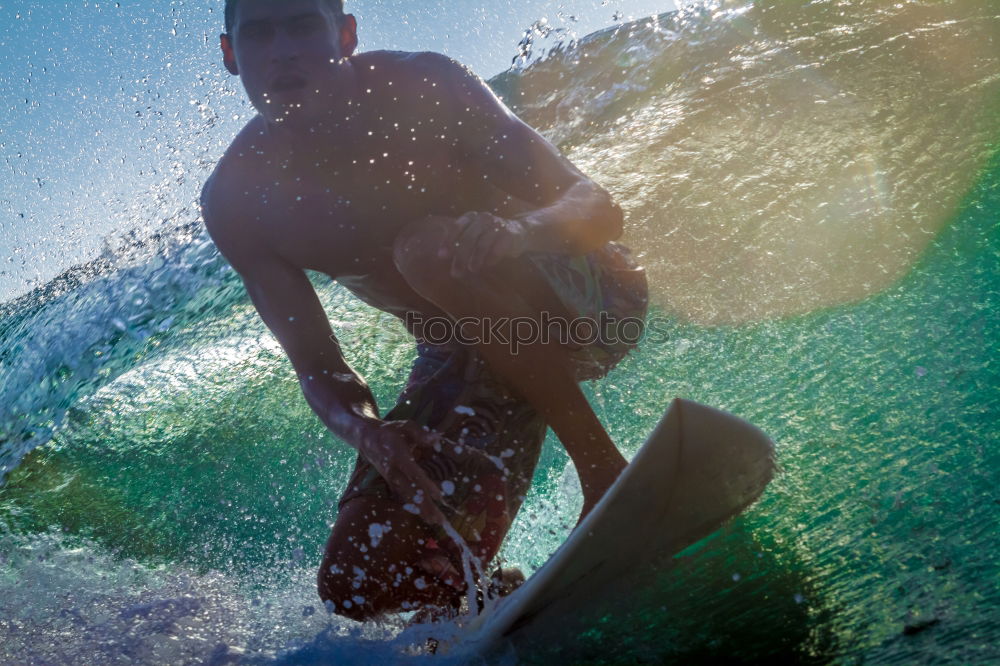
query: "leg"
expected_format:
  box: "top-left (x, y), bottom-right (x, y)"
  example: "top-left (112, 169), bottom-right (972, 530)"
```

top-left (318, 495), bottom-right (463, 621)
top-left (320, 343), bottom-right (548, 620)
top-left (393, 217), bottom-right (627, 516)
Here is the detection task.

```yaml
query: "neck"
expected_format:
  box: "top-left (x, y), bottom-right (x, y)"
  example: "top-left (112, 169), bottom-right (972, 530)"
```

top-left (262, 58), bottom-right (363, 163)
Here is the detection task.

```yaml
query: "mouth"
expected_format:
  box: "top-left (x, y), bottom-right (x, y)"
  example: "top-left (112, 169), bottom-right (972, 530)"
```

top-left (270, 74), bottom-right (307, 92)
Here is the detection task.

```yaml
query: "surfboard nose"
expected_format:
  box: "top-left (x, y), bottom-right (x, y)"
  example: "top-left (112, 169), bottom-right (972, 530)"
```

top-left (458, 397), bottom-right (776, 649)
top-left (552, 396), bottom-right (776, 580)
top-left (667, 397), bottom-right (776, 536)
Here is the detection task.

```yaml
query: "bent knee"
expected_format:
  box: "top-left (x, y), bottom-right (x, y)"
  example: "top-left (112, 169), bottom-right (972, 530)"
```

top-left (391, 216), bottom-right (455, 283)
top-left (317, 562), bottom-right (383, 622)
top-left (317, 555), bottom-right (460, 622)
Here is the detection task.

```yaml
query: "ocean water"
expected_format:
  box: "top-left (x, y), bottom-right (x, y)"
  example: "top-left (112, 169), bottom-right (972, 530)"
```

top-left (2, 1), bottom-right (999, 663)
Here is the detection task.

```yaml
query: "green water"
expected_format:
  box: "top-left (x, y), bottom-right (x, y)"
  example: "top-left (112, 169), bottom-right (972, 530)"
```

top-left (2, 154), bottom-right (998, 663)
top-left (511, 151), bottom-right (1000, 662)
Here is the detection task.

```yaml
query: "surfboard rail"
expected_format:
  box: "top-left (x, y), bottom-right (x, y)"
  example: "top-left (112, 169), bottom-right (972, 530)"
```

top-left (459, 397), bottom-right (776, 650)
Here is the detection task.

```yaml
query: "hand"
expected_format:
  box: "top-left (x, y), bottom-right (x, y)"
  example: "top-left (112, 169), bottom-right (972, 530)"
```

top-left (439, 212), bottom-right (529, 277)
top-left (357, 420), bottom-right (451, 529)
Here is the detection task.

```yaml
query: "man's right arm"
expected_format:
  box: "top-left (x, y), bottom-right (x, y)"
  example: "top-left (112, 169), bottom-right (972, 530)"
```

top-left (200, 177), bottom-right (449, 524)
top-left (201, 194), bottom-right (379, 447)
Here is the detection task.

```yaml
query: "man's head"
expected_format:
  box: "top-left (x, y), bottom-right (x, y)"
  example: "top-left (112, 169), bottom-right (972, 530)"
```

top-left (220, 0), bottom-right (358, 125)
top-left (224, 0), bottom-right (345, 36)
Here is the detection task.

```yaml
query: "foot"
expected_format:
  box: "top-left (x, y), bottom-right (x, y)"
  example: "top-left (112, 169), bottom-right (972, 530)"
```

top-left (408, 601), bottom-right (460, 626)
top-left (475, 566), bottom-right (526, 613)
top-left (488, 566), bottom-right (526, 597)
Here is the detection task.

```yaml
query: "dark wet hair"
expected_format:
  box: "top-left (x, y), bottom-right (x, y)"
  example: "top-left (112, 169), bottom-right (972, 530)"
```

top-left (224, 0), bottom-right (346, 35)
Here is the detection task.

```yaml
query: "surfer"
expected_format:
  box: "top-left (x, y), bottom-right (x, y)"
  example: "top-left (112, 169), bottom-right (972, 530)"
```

top-left (200, 0), bottom-right (648, 621)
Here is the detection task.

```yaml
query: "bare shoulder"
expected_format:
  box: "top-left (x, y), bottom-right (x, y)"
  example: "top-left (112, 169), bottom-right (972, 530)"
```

top-left (200, 117), bottom-right (276, 275)
top-left (353, 49), bottom-right (486, 98)
top-left (353, 50), bottom-right (502, 138)
top-left (354, 49), bottom-right (468, 76)
top-left (201, 116), bottom-right (270, 214)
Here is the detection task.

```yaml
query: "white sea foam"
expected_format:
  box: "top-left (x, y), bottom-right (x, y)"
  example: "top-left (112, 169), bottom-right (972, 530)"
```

top-left (0, 531), bottom-right (514, 664)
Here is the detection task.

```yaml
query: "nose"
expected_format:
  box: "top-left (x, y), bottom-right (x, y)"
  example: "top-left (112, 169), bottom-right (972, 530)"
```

top-left (270, 28), bottom-right (300, 64)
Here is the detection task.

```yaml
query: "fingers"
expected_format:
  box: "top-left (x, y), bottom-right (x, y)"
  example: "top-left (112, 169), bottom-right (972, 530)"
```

top-left (374, 421), bottom-right (454, 528)
top-left (440, 214), bottom-right (472, 261)
top-left (399, 454), bottom-right (445, 506)
top-left (479, 221), bottom-right (524, 270)
top-left (445, 213), bottom-right (518, 277)
top-left (394, 460), bottom-right (451, 529)
top-left (450, 213), bottom-right (489, 277)
top-left (469, 222), bottom-right (503, 273)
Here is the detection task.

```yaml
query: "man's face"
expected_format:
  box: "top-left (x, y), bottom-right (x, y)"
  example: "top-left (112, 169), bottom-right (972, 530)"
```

top-left (222, 0), bottom-right (358, 125)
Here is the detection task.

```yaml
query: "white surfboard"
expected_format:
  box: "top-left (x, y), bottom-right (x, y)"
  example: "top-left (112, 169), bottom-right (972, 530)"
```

top-left (460, 397), bottom-right (776, 649)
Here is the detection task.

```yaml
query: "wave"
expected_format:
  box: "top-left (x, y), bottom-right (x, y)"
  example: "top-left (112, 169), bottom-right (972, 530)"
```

top-left (1, 2), bottom-right (999, 662)
top-left (0, 5), bottom-right (696, 480)
top-left (3, 0), bottom-right (998, 487)
top-left (0, 220), bottom-right (246, 479)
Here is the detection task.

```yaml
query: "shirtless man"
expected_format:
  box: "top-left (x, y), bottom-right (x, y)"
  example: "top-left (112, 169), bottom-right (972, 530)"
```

top-left (201, 0), bottom-right (648, 621)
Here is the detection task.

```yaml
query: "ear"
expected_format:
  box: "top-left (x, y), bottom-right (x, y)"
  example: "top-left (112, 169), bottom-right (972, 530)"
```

top-left (220, 33), bottom-right (239, 76)
top-left (339, 14), bottom-right (359, 58)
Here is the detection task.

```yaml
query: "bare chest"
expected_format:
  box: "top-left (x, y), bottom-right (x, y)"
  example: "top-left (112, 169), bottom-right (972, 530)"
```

top-left (246, 143), bottom-right (477, 278)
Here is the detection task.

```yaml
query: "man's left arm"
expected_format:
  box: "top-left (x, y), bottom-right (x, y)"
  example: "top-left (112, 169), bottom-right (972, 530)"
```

top-left (432, 55), bottom-right (624, 265)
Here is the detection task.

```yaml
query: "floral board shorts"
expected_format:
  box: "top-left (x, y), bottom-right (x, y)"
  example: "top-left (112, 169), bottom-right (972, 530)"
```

top-left (337, 241), bottom-right (649, 586)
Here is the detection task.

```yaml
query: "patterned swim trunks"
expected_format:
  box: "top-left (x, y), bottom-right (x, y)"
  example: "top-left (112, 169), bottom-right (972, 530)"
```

top-left (337, 240), bottom-right (648, 586)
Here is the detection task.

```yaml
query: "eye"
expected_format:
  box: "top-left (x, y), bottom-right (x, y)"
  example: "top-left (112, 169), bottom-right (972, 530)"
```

top-left (289, 17), bottom-right (323, 36)
top-left (241, 22), bottom-right (274, 41)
